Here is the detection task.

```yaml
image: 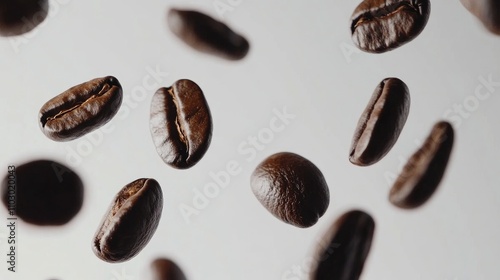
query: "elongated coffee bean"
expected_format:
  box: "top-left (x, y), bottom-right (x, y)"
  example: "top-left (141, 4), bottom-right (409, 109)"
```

top-left (310, 210), bottom-right (375, 280)
top-left (350, 78), bottom-right (410, 166)
top-left (167, 9), bottom-right (250, 60)
top-left (0, 0), bottom-right (48, 36)
top-left (39, 76), bottom-right (122, 141)
top-left (390, 121), bottom-right (454, 209)
top-left (149, 258), bottom-right (187, 280)
top-left (1, 160), bottom-right (84, 225)
top-left (251, 152), bottom-right (330, 228)
top-left (350, 0), bottom-right (431, 53)
top-left (461, 0), bottom-right (500, 35)
top-left (150, 79), bottom-right (212, 169)
top-left (93, 178), bottom-right (163, 263)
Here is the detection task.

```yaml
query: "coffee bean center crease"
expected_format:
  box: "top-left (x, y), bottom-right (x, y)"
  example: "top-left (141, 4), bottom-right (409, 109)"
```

top-left (352, 2), bottom-right (421, 31)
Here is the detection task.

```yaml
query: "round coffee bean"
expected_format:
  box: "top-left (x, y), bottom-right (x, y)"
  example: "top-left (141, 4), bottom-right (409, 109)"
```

top-left (150, 79), bottom-right (213, 169)
top-left (93, 178), bottom-right (163, 263)
top-left (1, 160), bottom-right (84, 226)
top-left (350, 0), bottom-right (431, 53)
top-left (149, 258), bottom-right (187, 280)
top-left (39, 76), bottom-right (123, 142)
top-left (0, 0), bottom-right (49, 36)
top-left (250, 152), bottom-right (330, 228)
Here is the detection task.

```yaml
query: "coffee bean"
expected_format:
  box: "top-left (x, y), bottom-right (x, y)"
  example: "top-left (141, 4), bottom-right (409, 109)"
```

top-left (0, 0), bottom-right (48, 36)
top-left (461, 0), bottom-right (500, 35)
top-left (1, 160), bottom-right (83, 225)
top-left (350, 0), bottom-right (431, 53)
top-left (149, 258), bottom-right (187, 280)
top-left (39, 76), bottom-right (123, 142)
top-left (150, 79), bottom-right (212, 169)
top-left (350, 78), bottom-right (410, 166)
top-left (250, 152), bottom-right (329, 228)
top-left (310, 210), bottom-right (375, 280)
top-left (389, 121), bottom-right (454, 209)
top-left (167, 8), bottom-right (250, 60)
top-left (93, 178), bottom-right (163, 263)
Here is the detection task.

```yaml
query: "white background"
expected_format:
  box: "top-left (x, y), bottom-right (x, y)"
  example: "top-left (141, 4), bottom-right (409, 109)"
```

top-left (1, 0), bottom-right (500, 279)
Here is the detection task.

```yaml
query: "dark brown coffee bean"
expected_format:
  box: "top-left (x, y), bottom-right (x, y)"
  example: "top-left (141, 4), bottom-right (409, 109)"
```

top-left (250, 152), bottom-right (329, 228)
top-left (149, 258), bottom-right (187, 280)
top-left (39, 76), bottom-right (123, 142)
top-left (167, 8), bottom-right (250, 60)
top-left (350, 78), bottom-right (410, 166)
top-left (0, 0), bottom-right (48, 36)
top-left (1, 160), bottom-right (83, 225)
top-left (461, 0), bottom-right (500, 35)
top-left (93, 178), bottom-right (163, 263)
top-left (350, 0), bottom-right (431, 53)
top-left (150, 79), bottom-right (212, 169)
top-left (389, 121), bottom-right (454, 209)
top-left (310, 210), bottom-right (375, 280)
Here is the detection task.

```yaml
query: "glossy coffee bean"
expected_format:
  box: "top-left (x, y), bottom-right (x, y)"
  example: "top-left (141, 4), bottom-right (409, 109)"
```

top-left (461, 0), bottom-right (500, 35)
top-left (389, 121), bottom-right (454, 209)
top-left (167, 8), bottom-right (250, 60)
top-left (310, 210), bottom-right (375, 280)
top-left (0, 0), bottom-right (48, 36)
top-left (350, 78), bottom-right (410, 166)
top-left (93, 178), bottom-right (163, 263)
top-left (149, 258), bottom-right (187, 280)
top-left (39, 76), bottom-right (123, 141)
top-left (150, 79), bottom-right (212, 169)
top-left (1, 160), bottom-right (83, 225)
top-left (250, 152), bottom-right (329, 228)
top-left (350, 0), bottom-right (431, 53)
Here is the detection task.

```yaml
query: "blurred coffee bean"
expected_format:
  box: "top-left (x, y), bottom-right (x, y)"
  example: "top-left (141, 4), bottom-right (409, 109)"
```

top-left (0, 0), bottom-right (49, 36)
top-left (150, 258), bottom-right (187, 280)
top-left (461, 0), bottom-right (500, 35)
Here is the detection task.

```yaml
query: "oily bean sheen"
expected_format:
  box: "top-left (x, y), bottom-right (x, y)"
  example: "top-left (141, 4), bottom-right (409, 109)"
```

top-left (1, 160), bottom-right (83, 225)
top-left (167, 8), bottom-right (250, 60)
top-left (310, 210), bottom-right (375, 280)
top-left (93, 178), bottom-right (163, 263)
top-left (389, 121), bottom-right (454, 209)
top-left (461, 0), bottom-right (500, 35)
top-left (150, 79), bottom-right (212, 169)
top-left (149, 258), bottom-right (187, 280)
top-left (251, 152), bottom-right (330, 228)
top-left (350, 78), bottom-right (410, 166)
top-left (350, 0), bottom-right (431, 53)
top-left (39, 76), bottom-right (123, 141)
top-left (0, 0), bottom-right (48, 36)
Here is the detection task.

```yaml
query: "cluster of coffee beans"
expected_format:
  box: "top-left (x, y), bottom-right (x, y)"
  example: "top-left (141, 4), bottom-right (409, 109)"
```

top-left (1, 0), bottom-right (498, 279)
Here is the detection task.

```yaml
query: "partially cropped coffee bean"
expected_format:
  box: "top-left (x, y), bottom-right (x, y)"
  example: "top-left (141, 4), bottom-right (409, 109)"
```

top-left (461, 0), bottom-right (500, 35)
top-left (389, 121), bottom-right (454, 209)
top-left (350, 0), bottom-right (431, 53)
top-left (350, 78), bottom-right (410, 166)
top-left (39, 76), bottom-right (123, 141)
top-left (310, 210), bottom-right (375, 280)
top-left (149, 258), bottom-right (187, 280)
top-left (0, 0), bottom-right (49, 36)
top-left (150, 79), bottom-right (213, 169)
top-left (1, 160), bottom-right (84, 225)
top-left (93, 178), bottom-right (163, 263)
top-left (167, 8), bottom-right (250, 60)
top-left (250, 152), bottom-right (330, 228)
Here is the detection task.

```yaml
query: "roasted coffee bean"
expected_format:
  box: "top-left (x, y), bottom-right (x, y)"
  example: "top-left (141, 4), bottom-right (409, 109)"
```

top-left (93, 178), bottom-right (163, 263)
top-left (167, 8), bottom-right (250, 60)
top-left (310, 210), bottom-right (375, 280)
top-left (39, 76), bottom-right (123, 141)
top-left (250, 152), bottom-right (329, 228)
top-left (461, 0), bottom-right (500, 35)
top-left (150, 79), bottom-right (212, 169)
top-left (1, 160), bottom-right (83, 225)
top-left (149, 258), bottom-right (187, 280)
top-left (389, 121), bottom-right (454, 209)
top-left (0, 0), bottom-right (48, 36)
top-left (350, 0), bottom-right (431, 53)
top-left (350, 78), bottom-right (410, 166)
